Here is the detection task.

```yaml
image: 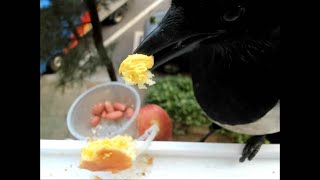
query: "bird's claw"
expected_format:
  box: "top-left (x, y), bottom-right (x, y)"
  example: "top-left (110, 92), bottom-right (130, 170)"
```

top-left (239, 135), bottom-right (265, 162)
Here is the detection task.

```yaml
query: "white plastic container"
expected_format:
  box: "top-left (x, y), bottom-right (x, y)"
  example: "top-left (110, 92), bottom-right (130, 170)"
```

top-left (67, 82), bottom-right (141, 140)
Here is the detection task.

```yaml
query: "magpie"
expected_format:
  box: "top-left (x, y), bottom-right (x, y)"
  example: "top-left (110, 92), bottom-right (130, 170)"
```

top-left (133, 0), bottom-right (280, 162)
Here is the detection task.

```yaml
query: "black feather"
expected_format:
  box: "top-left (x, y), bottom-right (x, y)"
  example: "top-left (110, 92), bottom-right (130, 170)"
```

top-left (190, 38), bottom-right (279, 125)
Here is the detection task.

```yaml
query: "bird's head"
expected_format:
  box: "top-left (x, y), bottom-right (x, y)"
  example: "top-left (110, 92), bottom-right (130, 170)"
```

top-left (134, 0), bottom-right (279, 69)
top-left (133, 0), bottom-right (280, 124)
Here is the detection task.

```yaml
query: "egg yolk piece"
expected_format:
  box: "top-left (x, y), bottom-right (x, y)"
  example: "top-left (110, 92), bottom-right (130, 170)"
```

top-left (118, 54), bottom-right (156, 89)
top-left (79, 135), bottom-right (136, 173)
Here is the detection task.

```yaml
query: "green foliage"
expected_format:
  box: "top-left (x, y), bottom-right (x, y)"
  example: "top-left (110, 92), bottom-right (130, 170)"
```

top-left (40, 0), bottom-right (116, 88)
top-left (150, 16), bottom-right (156, 24)
top-left (215, 129), bottom-right (251, 144)
top-left (40, 4), bottom-right (69, 61)
top-left (145, 75), bottom-right (211, 135)
top-left (215, 129), bottom-right (271, 144)
top-left (40, 0), bottom-right (86, 60)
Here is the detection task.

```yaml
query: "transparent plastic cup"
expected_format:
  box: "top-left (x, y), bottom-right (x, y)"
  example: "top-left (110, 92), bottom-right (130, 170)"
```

top-left (67, 82), bottom-right (141, 140)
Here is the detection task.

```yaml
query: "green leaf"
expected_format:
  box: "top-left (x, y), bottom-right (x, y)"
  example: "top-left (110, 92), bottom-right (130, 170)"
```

top-left (145, 75), bottom-right (211, 135)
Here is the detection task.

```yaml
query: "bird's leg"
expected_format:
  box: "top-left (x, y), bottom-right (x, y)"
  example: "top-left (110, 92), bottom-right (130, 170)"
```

top-left (239, 135), bottom-right (266, 162)
top-left (199, 122), bottom-right (221, 142)
top-left (266, 132), bottom-right (280, 144)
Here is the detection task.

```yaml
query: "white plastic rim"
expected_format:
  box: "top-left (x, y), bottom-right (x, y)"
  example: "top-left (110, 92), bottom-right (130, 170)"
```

top-left (136, 124), bottom-right (160, 156)
top-left (67, 82), bottom-right (141, 140)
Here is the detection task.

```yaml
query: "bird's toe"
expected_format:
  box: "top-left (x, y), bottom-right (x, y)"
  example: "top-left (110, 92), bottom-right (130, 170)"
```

top-left (239, 135), bottom-right (265, 162)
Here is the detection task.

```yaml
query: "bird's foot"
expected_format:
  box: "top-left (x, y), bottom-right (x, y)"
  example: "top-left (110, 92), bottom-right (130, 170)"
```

top-left (239, 135), bottom-right (265, 162)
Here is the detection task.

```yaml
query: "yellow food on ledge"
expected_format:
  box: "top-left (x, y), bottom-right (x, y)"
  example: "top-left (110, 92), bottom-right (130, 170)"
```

top-left (118, 54), bottom-right (156, 89)
top-left (79, 135), bottom-right (136, 173)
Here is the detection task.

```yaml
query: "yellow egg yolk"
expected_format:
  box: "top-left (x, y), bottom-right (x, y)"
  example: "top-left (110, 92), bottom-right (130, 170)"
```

top-left (80, 135), bottom-right (136, 173)
top-left (118, 54), bottom-right (156, 89)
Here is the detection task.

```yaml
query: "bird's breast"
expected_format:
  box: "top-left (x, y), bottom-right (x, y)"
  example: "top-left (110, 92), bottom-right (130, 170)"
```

top-left (212, 102), bottom-right (280, 135)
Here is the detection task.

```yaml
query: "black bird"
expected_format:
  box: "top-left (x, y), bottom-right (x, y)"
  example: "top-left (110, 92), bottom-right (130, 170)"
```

top-left (133, 0), bottom-right (280, 162)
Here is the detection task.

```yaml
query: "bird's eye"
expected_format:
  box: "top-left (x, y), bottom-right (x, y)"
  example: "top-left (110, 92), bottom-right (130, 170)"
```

top-left (222, 6), bottom-right (245, 22)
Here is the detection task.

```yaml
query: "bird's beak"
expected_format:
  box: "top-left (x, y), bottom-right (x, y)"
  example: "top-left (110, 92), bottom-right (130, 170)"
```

top-left (133, 20), bottom-right (215, 70)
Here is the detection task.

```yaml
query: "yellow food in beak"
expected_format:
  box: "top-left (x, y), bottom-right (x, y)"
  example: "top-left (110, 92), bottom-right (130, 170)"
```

top-left (118, 54), bottom-right (156, 89)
